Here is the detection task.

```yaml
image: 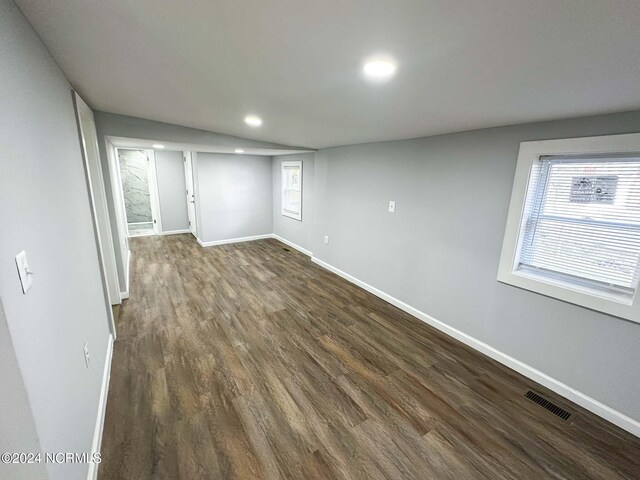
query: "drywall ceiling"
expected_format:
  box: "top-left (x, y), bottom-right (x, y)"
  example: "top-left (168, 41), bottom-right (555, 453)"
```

top-left (107, 136), bottom-right (313, 156)
top-left (16, 0), bottom-right (640, 149)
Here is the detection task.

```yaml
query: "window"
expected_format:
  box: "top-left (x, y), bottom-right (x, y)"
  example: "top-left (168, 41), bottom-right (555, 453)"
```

top-left (498, 133), bottom-right (640, 323)
top-left (281, 160), bottom-right (302, 220)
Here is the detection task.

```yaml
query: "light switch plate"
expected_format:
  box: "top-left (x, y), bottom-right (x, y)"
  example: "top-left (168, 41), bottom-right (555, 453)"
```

top-left (324, 235), bottom-right (329, 245)
top-left (388, 200), bottom-right (396, 213)
top-left (15, 250), bottom-right (33, 294)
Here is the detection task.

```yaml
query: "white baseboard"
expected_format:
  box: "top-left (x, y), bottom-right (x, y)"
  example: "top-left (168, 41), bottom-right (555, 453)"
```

top-left (160, 229), bottom-right (191, 236)
top-left (311, 256), bottom-right (640, 438)
top-left (197, 234), bottom-right (273, 247)
top-left (87, 334), bottom-right (114, 480)
top-left (119, 249), bottom-right (130, 300)
top-left (195, 232), bottom-right (314, 256)
top-left (271, 234), bottom-right (313, 256)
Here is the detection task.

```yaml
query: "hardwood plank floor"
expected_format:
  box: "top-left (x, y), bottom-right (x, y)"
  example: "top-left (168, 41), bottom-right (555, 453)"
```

top-left (99, 234), bottom-right (640, 479)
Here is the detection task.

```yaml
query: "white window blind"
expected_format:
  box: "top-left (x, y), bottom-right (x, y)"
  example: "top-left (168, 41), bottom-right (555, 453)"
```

top-left (282, 161), bottom-right (302, 220)
top-left (517, 154), bottom-right (640, 298)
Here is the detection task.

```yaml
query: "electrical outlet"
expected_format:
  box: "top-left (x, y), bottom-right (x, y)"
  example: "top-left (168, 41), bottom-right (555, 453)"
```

top-left (324, 235), bottom-right (329, 245)
top-left (83, 342), bottom-right (91, 368)
top-left (388, 200), bottom-right (396, 213)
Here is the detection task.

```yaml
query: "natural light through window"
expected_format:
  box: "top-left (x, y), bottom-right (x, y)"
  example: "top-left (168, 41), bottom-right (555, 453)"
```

top-left (498, 134), bottom-right (640, 322)
top-left (519, 155), bottom-right (640, 297)
top-left (281, 160), bottom-right (302, 221)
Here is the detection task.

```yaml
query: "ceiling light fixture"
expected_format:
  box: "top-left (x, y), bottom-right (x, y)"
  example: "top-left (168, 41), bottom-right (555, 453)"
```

top-left (244, 115), bottom-right (263, 127)
top-left (152, 144), bottom-right (165, 149)
top-left (362, 57), bottom-right (397, 81)
top-left (235, 149), bottom-right (245, 153)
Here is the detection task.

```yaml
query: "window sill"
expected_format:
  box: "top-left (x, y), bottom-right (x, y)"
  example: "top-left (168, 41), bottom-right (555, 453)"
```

top-left (282, 211), bottom-right (302, 221)
top-left (497, 269), bottom-right (640, 323)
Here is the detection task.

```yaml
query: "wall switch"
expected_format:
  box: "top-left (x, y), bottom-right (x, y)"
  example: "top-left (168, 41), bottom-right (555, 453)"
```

top-left (388, 200), bottom-right (396, 213)
top-left (324, 235), bottom-right (329, 245)
top-left (15, 250), bottom-right (34, 294)
top-left (83, 342), bottom-right (91, 368)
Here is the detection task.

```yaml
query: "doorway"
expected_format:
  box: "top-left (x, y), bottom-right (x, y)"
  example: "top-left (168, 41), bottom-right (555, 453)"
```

top-left (117, 148), bottom-right (162, 237)
top-left (183, 151), bottom-right (197, 236)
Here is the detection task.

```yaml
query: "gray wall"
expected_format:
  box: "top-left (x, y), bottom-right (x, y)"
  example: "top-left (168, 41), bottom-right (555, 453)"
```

top-left (0, 301), bottom-right (46, 480)
top-left (155, 150), bottom-right (189, 232)
top-left (94, 111), bottom-right (300, 292)
top-left (309, 110), bottom-right (640, 422)
top-left (195, 153), bottom-right (272, 242)
top-left (0, 1), bottom-right (112, 479)
top-left (272, 153), bottom-right (315, 252)
top-left (119, 149), bottom-right (152, 223)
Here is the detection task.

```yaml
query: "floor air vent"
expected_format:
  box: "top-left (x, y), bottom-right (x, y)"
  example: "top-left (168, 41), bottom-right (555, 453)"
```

top-left (525, 390), bottom-right (572, 421)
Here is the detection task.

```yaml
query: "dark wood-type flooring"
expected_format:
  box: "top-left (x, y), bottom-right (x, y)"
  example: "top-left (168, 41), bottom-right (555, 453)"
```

top-left (99, 234), bottom-right (640, 479)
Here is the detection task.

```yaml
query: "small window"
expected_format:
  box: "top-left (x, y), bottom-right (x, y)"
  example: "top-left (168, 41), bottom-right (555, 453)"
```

top-left (498, 133), bottom-right (640, 323)
top-left (281, 160), bottom-right (302, 221)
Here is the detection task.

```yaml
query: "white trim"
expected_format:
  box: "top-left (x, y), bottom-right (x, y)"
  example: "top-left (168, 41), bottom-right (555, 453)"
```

top-left (184, 151), bottom-right (197, 236)
top-left (87, 334), bottom-right (114, 480)
top-left (197, 234), bottom-right (273, 247)
top-left (105, 139), bottom-right (130, 299)
top-left (74, 93), bottom-right (121, 313)
top-left (146, 149), bottom-right (163, 235)
top-left (120, 249), bottom-right (130, 300)
top-left (272, 234), bottom-right (312, 256)
top-left (160, 229), bottom-right (191, 236)
top-left (192, 152), bottom-right (203, 239)
top-left (194, 233), bottom-right (313, 255)
top-left (498, 133), bottom-right (640, 323)
top-left (281, 160), bottom-right (303, 221)
top-left (311, 255), bottom-right (640, 438)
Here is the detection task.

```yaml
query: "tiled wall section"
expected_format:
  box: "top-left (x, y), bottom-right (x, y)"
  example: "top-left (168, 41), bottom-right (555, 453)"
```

top-left (119, 149), bottom-right (152, 223)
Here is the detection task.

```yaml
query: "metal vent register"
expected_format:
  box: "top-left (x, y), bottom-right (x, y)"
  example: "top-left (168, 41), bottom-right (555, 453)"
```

top-left (525, 390), bottom-right (572, 421)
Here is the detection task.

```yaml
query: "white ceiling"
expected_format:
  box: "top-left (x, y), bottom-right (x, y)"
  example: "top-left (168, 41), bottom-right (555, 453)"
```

top-left (107, 136), bottom-right (313, 156)
top-left (17, 0), bottom-right (640, 149)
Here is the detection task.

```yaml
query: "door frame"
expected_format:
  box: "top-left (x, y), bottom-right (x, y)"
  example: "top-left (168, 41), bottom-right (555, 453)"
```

top-left (183, 151), bottom-right (197, 236)
top-left (115, 147), bottom-right (162, 237)
top-left (105, 139), bottom-right (130, 300)
top-left (146, 149), bottom-right (163, 235)
top-left (73, 92), bottom-right (118, 336)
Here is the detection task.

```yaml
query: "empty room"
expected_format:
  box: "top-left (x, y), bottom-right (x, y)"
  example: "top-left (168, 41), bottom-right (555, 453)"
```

top-left (1, 1), bottom-right (640, 479)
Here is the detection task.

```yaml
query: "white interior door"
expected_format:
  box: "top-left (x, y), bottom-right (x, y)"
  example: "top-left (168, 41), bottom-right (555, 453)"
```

top-left (184, 151), bottom-right (197, 235)
top-left (146, 150), bottom-right (163, 234)
top-left (73, 92), bottom-right (118, 335)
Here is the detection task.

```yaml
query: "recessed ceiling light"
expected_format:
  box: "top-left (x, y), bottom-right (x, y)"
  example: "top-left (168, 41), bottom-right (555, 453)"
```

top-left (152, 144), bottom-right (165, 149)
top-left (363, 58), bottom-right (397, 81)
top-left (234, 149), bottom-right (245, 154)
top-left (244, 115), bottom-right (263, 127)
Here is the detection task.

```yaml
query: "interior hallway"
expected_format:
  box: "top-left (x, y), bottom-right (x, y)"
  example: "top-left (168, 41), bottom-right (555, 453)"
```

top-left (99, 235), bottom-right (640, 479)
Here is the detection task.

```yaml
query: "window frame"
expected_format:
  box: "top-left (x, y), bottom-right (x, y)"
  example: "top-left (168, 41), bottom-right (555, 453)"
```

top-left (497, 133), bottom-right (640, 323)
top-left (281, 160), bottom-right (303, 221)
